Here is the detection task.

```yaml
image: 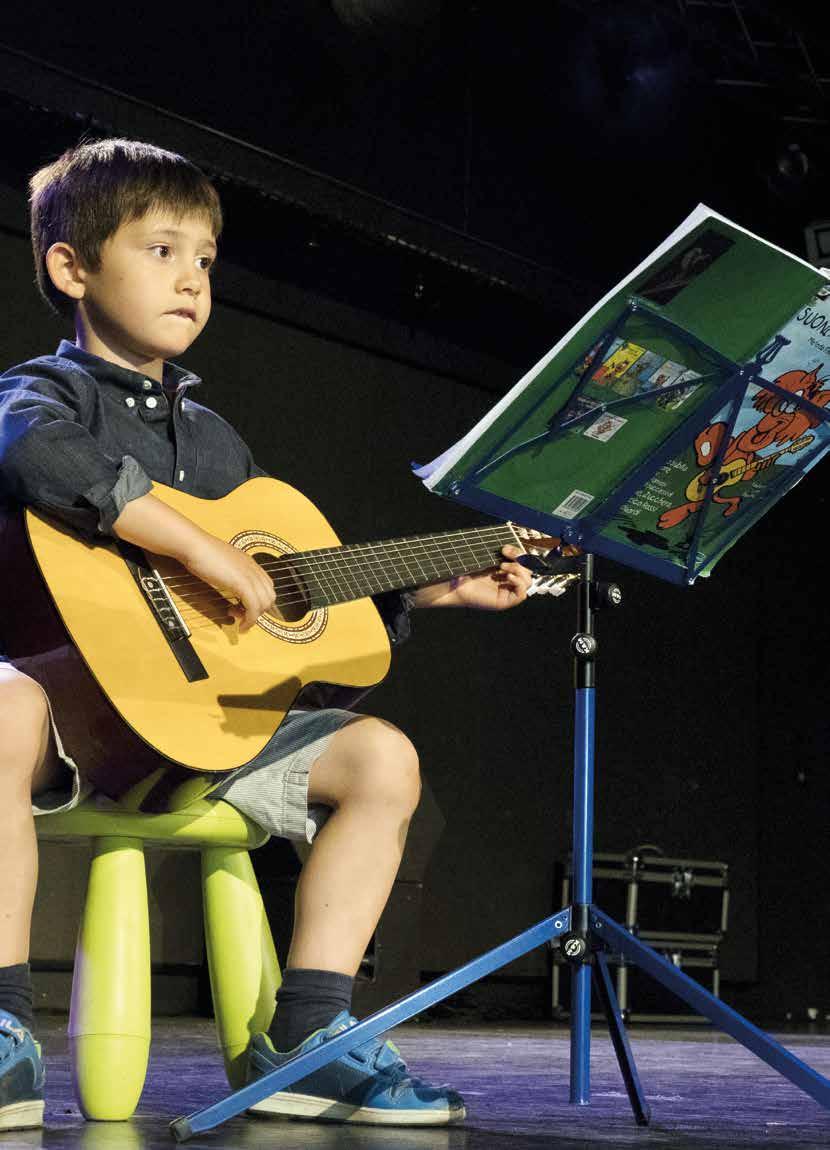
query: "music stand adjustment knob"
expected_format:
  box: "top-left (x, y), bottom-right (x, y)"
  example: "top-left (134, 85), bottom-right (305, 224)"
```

top-left (597, 582), bottom-right (622, 609)
top-left (571, 633), bottom-right (597, 659)
top-left (560, 932), bottom-right (589, 963)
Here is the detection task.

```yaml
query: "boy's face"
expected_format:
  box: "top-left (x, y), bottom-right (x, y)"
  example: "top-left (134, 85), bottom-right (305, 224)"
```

top-left (74, 208), bottom-right (217, 376)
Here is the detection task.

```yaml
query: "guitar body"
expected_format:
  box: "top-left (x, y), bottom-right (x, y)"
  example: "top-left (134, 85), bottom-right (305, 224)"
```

top-left (20, 477), bottom-right (391, 775)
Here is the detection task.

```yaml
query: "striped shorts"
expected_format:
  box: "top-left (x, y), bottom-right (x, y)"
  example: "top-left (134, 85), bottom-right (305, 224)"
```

top-left (18, 649), bottom-right (357, 843)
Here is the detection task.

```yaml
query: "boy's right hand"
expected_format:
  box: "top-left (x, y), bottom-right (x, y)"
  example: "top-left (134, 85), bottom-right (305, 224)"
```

top-left (180, 534), bottom-right (276, 633)
top-left (112, 492), bottom-right (276, 633)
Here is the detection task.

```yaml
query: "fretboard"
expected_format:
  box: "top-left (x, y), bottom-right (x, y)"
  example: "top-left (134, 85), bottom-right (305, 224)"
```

top-left (288, 524), bottom-right (519, 608)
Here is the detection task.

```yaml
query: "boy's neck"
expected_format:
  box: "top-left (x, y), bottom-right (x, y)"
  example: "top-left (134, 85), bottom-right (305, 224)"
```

top-left (73, 324), bottom-right (165, 384)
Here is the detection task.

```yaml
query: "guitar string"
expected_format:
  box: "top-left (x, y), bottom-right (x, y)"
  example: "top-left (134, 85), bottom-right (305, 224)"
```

top-left (166, 536), bottom-right (553, 624)
top-left (165, 557), bottom-right (574, 631)
top-left (158, 527), bottom-right (523, 594)
top-left (157, 524), bottom-right (520, 584)
top-left (170, 562), bottom-right (530, 627)
top-left (161, 552), bottom-right (521, 603)
top-left (172, 567), bottom-right (520, 621)
top-left (171, 565), bottom-right (530, 631)
top-left (171, 562), bottom-right (521, 622)
top-left (163, 543), bottom-right (518, 600)
top-left (167, 531), bottom-right (545, 619)
top-left (167, 562), bottom-right (517, 617)
top-left (166, 540), bottom-right (525, 614)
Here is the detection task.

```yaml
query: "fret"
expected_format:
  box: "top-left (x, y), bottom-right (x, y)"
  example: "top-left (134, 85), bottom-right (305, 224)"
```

top-left (293, 524), bottom-right (518, 608)
top-left (308, 556), bottom-right (340, 607)
top-left (388, 537), bottom-right (423, 588)
top-left (326, 551), bottom-right (359, 603)
top-left (362, 542), bottom-right (391, 595)
top-left (420, 538), bottom-right (457, 582)
top-left (405, 541), bottom-right (432, 587)
top-left (294, 557), bottom-right (328, 610)
top-left (415, 534), bottom-right (446, 581)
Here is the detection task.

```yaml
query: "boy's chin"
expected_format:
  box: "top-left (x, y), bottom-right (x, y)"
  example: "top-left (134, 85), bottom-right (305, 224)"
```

top-left (150, 334), bottom-right (198, 360)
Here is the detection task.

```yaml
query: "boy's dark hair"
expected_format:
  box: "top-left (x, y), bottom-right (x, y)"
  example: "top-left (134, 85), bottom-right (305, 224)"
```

top-left (29, 137), bottom-right (223, 317)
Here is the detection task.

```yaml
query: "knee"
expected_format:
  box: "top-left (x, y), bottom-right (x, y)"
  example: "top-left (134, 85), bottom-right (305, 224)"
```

top-left (0, 670), bottom-right (49, 785)
top-left (346, 718), bottom-right (421, 815)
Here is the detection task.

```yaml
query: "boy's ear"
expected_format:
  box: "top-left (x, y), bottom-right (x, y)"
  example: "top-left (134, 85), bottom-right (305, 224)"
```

top-left (45, 242), bottom-right (88, 302)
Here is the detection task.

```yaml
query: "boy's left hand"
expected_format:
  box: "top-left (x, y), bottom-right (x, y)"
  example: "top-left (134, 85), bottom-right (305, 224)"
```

top-left (412, 546), bottom-right (533, 611)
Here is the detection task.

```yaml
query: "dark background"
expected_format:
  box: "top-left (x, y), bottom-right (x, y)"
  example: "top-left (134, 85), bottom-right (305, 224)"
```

top-left (1, 1), bottom-right (827, 1024)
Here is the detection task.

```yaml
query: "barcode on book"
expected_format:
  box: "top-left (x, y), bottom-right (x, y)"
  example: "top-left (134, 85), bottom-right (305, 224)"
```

top-left (553, 490), bottom-right (593, 519)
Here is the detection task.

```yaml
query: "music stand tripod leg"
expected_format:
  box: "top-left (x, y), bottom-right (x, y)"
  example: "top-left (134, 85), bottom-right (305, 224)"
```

top-left (593, 948), bottom-right (651, 1125)
top-left (591, 908), bottom-right (830, 1110)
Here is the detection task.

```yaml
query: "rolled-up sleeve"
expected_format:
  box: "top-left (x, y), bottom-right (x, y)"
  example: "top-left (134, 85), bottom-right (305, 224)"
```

top-left (0, 371), bottom-right (152, 537)
top-left (88, 452), bottom-right (153, 534)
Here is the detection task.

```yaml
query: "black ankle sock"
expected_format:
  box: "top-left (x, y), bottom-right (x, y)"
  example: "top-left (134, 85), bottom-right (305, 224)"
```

top-left (269, 967), bottom-right (354, 1052)
top-left (0, 964), bottom-right (34, 1032)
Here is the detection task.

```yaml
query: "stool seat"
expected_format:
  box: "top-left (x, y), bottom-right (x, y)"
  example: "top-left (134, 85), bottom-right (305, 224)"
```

top-left (35, 791), bottom-right (280, 1121)
top-left (37, 795), bottom-right (269, 849)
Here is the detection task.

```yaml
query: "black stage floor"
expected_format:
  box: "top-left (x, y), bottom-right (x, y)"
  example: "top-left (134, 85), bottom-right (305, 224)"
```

top-left (24, 1016), bottom-right (830, 1150)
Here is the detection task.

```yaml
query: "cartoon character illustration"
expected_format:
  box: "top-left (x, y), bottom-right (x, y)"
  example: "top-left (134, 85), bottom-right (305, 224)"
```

top-left (657, 363), bottom-right (829, 529)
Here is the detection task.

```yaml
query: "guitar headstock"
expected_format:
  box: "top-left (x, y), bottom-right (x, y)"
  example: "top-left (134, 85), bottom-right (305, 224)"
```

top-left (512, 525), bottom-right (563, 553)
top-left (509, 523), bottom-right (582, 598)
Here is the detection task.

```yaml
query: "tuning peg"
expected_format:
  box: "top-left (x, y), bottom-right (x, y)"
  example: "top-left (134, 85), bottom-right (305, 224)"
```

top-left (528, 573), bottom-right (580, 598)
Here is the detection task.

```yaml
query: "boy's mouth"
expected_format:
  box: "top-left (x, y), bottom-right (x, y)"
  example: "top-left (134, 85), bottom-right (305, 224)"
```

top-left (167, 308), bottom-right (197, 321)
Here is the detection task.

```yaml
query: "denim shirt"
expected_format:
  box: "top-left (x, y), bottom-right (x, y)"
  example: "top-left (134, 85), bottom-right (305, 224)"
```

top-left (0, 340), bottom-right (411, 665)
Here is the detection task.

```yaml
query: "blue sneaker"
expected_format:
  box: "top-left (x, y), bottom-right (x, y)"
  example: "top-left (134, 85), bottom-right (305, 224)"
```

top-left (0, 1013), bottom-right (44, 1131)
top-left (246, 1011), bottom-right (465, 1126)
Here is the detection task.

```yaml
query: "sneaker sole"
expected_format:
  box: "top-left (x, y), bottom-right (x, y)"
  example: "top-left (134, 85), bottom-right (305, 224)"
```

top-left (248, 1091), bottom-right (465, 1126)
top-left (0, 1099), bottom-right (45, 1131)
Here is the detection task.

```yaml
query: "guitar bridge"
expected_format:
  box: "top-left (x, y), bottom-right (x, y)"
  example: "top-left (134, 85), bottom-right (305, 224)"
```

top-left (116, 541), bottom-right (209, 682)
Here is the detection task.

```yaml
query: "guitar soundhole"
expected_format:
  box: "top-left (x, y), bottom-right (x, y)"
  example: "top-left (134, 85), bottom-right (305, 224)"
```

top-left (253, 552), bottom-right (311, 624)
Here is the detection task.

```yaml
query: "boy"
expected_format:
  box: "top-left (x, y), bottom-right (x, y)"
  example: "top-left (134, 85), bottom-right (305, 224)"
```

top-left (0, 138), bottom-right (532, 1130)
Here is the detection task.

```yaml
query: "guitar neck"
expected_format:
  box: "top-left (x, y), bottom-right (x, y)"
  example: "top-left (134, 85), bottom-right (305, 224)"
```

top-left (289, 523), bottom-right (520, 608)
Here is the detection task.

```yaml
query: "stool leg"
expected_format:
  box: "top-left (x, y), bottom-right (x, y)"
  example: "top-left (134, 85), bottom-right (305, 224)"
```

top-left (202, 847), bottom-right (281, 1088)
top-left (69, 836), bottom-right (151, 1120)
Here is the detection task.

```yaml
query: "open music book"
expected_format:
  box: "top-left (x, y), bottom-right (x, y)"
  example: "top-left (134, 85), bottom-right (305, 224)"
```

top-left (415, 205), bottom-right (830, 584)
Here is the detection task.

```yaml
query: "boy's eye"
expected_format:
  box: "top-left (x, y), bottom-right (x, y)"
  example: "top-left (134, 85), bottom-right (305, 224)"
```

top-left (151, 245), bottom-right (171, 258)
top-left (197, 256), bottom-right (215, 272)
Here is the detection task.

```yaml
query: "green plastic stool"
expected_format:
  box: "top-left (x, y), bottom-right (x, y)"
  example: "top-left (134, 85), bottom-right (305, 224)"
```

top-left (36, 780), bottom-right (281, 1121)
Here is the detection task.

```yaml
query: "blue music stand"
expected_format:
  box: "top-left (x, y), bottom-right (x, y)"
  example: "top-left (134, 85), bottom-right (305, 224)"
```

top-left (170, 305), bottom-right (830, 1140)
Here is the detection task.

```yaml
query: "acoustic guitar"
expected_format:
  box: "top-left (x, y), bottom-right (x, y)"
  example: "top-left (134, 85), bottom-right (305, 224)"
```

top-left (7, 477), bottom-right (569, 780)
top-left (685, 434), bottom-right (815, 503)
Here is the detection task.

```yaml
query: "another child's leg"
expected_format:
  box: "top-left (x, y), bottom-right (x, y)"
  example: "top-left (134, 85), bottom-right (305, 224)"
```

top-left (0, 666), bottom-right (60, 1130)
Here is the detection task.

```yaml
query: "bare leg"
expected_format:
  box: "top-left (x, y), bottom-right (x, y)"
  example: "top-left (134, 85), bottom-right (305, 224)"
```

top-left (0, 668), bottom-right (65, 967)
top-left (248, 721), bottom-right (465, 1124)
top-left (287, 717), bottom-right (421, 975)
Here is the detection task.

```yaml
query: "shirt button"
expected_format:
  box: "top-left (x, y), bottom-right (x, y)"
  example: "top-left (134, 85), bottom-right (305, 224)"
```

top-left (145, 396), bottom-right (158, 409)
top-left (178, 469), bottom-right (185, 482)
top-left (143, 380), bottom-right (153, 390)
top-left (125, 396), bottom-right (136, 408)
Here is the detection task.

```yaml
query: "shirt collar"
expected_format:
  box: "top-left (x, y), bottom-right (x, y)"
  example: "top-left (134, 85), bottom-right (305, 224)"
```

top-left (55, 340), bottom-right (202, 395)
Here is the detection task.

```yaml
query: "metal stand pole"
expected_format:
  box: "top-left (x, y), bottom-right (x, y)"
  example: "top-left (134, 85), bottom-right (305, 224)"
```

top-left (569, 552), bottom-right (597, 1104)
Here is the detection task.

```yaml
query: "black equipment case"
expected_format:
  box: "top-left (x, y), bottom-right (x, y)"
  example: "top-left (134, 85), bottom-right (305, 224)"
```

top-left (552, 846), bottom-right (729, 1022)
